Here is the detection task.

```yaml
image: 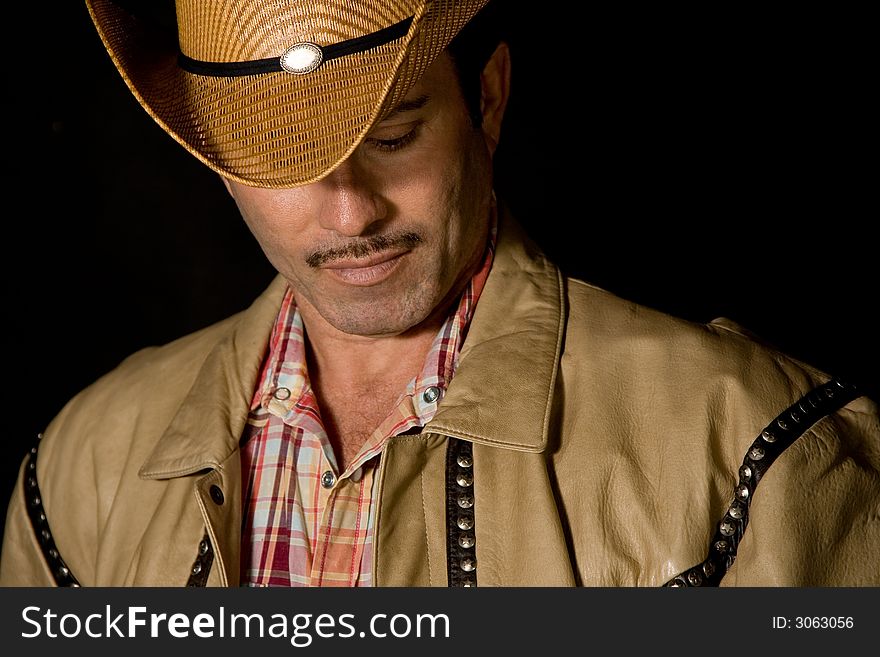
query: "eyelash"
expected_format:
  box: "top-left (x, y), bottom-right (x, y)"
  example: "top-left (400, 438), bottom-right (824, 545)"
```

top-left (367, 125), bottom-right (420, 153)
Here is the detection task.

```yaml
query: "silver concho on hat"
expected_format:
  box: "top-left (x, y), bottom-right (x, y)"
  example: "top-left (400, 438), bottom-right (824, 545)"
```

top-left (280, 42), bottom-right (324, 74)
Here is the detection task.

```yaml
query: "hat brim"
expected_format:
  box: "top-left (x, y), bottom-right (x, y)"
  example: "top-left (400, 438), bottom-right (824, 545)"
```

top-left (86, 1), bottom-right (488, 189)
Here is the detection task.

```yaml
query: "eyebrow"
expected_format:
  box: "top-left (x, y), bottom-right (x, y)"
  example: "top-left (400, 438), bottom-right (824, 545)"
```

top-left (383, 94), bottom-right (430, 120)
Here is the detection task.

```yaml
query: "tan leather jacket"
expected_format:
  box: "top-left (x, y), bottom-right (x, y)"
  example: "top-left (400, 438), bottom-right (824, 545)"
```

top-left (2, 217), bottom-right (878, 586)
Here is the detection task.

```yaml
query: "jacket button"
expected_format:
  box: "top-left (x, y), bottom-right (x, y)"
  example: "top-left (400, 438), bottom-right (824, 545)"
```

top-left (209, 485), bottom-right (225, 505)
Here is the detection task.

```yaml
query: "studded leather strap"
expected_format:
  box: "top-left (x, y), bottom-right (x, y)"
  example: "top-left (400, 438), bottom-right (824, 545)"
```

top-left (665, 377), bottom-right (861, 587)
top-left (25, 434), bottom-right (217, 587)
top-left (186, 533), bottom-right (215, 586)
top-left (446, 438), bottom-right (477, 586)
top-left (23, 435), bottom-right (80, 587)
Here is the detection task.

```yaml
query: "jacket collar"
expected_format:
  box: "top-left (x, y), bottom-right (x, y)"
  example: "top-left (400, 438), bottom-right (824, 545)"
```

top-left (424, 210), bottom-right (564, 453)
top-left (139, 276), bottom-right (288, 479)
top-left (140, 210), bottom-right (563, 478)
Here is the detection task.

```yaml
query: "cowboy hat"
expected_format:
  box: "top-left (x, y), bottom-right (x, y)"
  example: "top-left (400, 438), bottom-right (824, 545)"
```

top-left (86, 0), bottom-right (490, 188)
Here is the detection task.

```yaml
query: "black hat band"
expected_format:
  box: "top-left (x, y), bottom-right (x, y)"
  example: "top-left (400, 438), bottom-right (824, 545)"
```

top-left (178, 15), bottom-right (414, 77)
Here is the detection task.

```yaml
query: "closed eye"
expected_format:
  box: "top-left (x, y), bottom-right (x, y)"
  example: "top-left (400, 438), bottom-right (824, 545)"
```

top-left (365, 123), bottom-right (421, 153)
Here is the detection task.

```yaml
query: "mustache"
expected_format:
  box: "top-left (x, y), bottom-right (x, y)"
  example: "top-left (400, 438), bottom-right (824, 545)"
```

top-left (306, 232), bottom-right (423, 267)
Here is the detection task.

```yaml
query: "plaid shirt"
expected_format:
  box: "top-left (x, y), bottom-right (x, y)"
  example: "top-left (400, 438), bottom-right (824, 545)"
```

top-left (240, 228), bottom-right (495, 587)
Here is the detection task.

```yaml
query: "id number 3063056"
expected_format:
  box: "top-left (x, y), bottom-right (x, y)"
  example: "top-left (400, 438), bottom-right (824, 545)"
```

top-left (772, 616), bottom-right (854, 629)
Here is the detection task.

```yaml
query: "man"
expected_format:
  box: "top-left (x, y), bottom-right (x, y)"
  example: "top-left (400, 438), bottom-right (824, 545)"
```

top-left (2, 0), bottom-right (878, 587)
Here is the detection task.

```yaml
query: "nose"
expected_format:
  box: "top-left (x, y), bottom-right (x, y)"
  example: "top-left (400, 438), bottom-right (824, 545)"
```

top-left (316, 157), bottom-right (388, 236)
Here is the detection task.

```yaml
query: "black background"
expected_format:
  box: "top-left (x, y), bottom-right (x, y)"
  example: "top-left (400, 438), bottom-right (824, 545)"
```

top-left (3, 3), bottom-right (876, 538)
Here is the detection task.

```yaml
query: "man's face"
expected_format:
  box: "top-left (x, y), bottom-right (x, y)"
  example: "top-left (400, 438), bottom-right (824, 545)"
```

top-left (224, 49), bottom-right (507, 337)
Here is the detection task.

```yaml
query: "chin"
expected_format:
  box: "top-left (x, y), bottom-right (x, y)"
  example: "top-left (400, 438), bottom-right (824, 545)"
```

top-left (322, 299), bottom-right (435, 338)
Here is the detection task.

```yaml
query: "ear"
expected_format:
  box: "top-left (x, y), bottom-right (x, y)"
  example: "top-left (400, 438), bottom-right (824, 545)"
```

top-left (220, 175), bottom-right (234, 197)
top-left (479, 41), bottom-right (511, 156)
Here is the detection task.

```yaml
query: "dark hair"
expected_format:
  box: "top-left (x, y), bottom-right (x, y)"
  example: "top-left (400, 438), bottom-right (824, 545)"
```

top-left (447, 2), bottom-right (507, 127)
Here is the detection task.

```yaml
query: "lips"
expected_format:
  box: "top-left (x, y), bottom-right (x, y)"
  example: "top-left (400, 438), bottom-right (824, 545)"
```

top-left (321, 249), bottom-right (408, 286)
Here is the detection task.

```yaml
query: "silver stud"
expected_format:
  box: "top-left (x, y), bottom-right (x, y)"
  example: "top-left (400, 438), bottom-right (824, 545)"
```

top-left (825, 387), bottom-right (836, 398)
top-left (462, 579), bottom-right (475, 587)
top-left (729, 504), bottom-right (744, 520)
top-left (761, 430), bottom-right (776, 443)
top-left (456, 453), bottom-right (473, 468)
top-left (422, 386), bottom-right (441, 404)
top-left (749, 446), bottom-right (765, 461)
top-left (790, 410), bottom-right (802, 423)
top-left (70, 583), bottom-right (80, 588)
top-left (687, 571), bottom-right (702, 586)
top-left (457, 515), bottom-right (474, 530)
top-left (456, 472), bottom-right (473, 487)
top-left (777, 418), bottom-right (789, 430)
top-left (41, 529), bottom-right (51, 541)
top-left (714, 540), bottom-right (729, 553)
top-left (735, 484), bottom-right (750, 501)
top-left (199, 540), bottom-right (209, 556)
top-left (28, 461), bottom-right (35, 471)
top-left (720, 520), bottom-right (736, 536)
top-left (457, 494), bottom-right (474, 509)
top-left (669, 578), bottom-right (686, 588)
top-left (37, 433), bottom-right (43, 441)
top-left (27, 477), bottom-right (37, 488)
top-left (192, 563), bottom-right (202, 575)
top-left (739, 465), bottom-right (753, 481)
top-left (320, 470), bottom-right (336, 489)
top-left (31, 447), bottom-right (38, 455)
top-left (460, 557), bottom-right (476, 572)
top-left (835, 379), bottom-right (846, 388)
top-left (31, 496), bottom-right (41, 507)
top-left (703, 561), bottom-right (716, 577)
top-left (39, 512), bottom-right (46, 523)
top-left (280, 42), bottom-right (324, 75)
top-left (49, 549), bottom-right (59, 559)
top-left (459, 533), bottom-right (475, 549)
top-left (57, 566), bottom-right (69, 578)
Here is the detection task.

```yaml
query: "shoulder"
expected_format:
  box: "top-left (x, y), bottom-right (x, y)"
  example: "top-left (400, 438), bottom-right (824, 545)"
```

top-left (563, 275), bottom-right (828, 397)
top-left (41, 275), bottom-right (286, 451)
top-left (49, 310), bottom-right (243, 440)
top-left (557, 273), bottom-right (877, 467)
top-left (32, 276), bottom-right (285, 522)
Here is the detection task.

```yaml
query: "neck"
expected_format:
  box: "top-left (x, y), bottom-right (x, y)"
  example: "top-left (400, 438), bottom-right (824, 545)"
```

top-left (295, 294), bottom-right (448, 471)
top-left (295, 295), bottom-right (446, 391)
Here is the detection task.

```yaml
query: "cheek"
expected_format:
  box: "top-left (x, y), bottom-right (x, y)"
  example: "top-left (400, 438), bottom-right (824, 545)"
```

top-left (234, 191), bottom-right (309, 259)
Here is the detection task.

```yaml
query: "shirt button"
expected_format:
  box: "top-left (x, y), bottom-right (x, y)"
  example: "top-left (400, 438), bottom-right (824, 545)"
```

top-left (321, 471), bottom-right (336, 489)
top-left (273, 387), bottom-right (291, 400)
top-left (422, 386), bottom-right (441, 404)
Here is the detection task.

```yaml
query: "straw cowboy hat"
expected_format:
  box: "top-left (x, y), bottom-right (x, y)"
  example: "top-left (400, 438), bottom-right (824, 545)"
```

top-left (86, 0), bottom-right (490, 188)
